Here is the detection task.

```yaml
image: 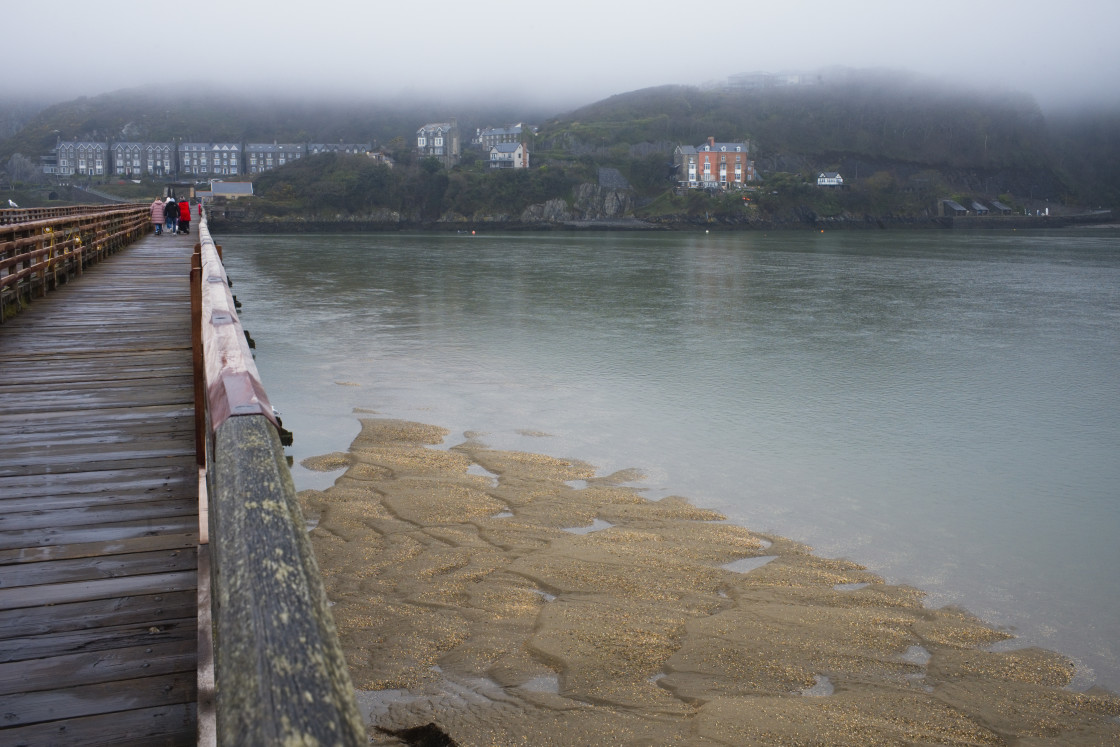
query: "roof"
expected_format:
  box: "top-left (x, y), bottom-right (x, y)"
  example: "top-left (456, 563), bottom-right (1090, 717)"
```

top-left (971, 201), bottom-right (989, 211)
top-left (307, 144), bottom-right (372, 153)
top-left (481, 125), bottom-right (522, 137)
top-left (990, 200), bottom-right (1012, 211)
top-left (210, 181), bottom-right (254, 196)
top-left (942, 199), bottom-right (967, 211)
top-left (491, 142), bottom-right (522, 153)
top-left (418, 122), bottom-right (455, 134)
top-left (246, 143), bottom-right (305, 153)
top-left (819, 172), bottom-right (842, 178)
top-left (675, 145), bottom-right (698, 155)
top-left (698, 142), bottom-right (747, 152)
top-left (180, 142), bottom-right (240, 151)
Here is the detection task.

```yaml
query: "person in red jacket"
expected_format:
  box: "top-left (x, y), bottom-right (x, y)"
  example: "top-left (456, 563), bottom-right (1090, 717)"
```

top-left (178, 199), bottom-right (191, 234)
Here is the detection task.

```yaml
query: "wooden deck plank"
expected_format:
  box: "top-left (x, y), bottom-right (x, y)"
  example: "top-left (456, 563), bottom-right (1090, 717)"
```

top-left (0, 493), bottom-right (193, 521)
top-left (0, 516), bottom-right (199, 551)
top-left (0, 590), bottom-right (197, 640)
top-left (0, 618), bottom-right (196, 666)
top-left (0, 534), bottom-right (199, 566)
top-left (0, 671), bottom-right (197, 728)
top-left (0, 229), bottom-right (201, 742)
top-left (1, 548), bottom-right (197, 588)
top-left (0, 570), bottom-right (198, 610)
top-left (0, 465), bottom-right (195, 498)
top-left (0, 639), bottom-right (197, 696)
top-left (0, 702), bottom-right (197, 747)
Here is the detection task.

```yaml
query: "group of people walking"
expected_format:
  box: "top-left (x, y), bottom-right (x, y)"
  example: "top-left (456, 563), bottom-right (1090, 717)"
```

top-left (149, 196), bottom-right (195, 235)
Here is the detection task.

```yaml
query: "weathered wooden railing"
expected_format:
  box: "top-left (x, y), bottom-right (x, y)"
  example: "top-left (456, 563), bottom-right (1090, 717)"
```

top-left (192, 215), bottom-right (365, 745)
top-left (0, 204), bottom-right (148, 322)
top-left (0, 204), bottom-right (142, 225)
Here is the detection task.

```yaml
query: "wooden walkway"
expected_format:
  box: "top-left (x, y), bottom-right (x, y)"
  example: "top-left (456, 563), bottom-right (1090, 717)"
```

top-left (0, 228), bottom-right (201, 745)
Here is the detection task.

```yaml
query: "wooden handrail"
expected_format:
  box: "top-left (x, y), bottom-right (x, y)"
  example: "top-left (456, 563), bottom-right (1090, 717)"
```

top-left (0, 204), bottom-right (139, 225)
top-left (194, 214), bottom-right (366, 745)
top-left (0, 205), bottom-right (149, 322)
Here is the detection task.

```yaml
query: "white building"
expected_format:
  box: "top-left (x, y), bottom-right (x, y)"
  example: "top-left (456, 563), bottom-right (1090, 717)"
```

top-left (489, 142), bottom-right (528, 169)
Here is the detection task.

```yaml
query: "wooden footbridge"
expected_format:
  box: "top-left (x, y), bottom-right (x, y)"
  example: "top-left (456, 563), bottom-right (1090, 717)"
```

top-left (0, 206), bottom-right (364, 745)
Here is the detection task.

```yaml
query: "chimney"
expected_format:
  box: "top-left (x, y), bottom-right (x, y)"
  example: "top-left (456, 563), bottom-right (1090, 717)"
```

top-left (708, 136), bottom-right (715, 147)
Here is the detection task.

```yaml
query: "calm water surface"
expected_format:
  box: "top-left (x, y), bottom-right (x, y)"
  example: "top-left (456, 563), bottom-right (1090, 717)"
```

top-left (221, 229), bottom-right (1120, 691)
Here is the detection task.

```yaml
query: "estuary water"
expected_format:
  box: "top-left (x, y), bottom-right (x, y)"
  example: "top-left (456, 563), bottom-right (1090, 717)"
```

top-left (220, 228), bottom-right (1120, 692)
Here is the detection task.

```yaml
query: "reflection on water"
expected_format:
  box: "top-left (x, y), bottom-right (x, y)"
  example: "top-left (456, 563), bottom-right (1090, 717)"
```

top-left (222, 228), bottom-right (1120, 691)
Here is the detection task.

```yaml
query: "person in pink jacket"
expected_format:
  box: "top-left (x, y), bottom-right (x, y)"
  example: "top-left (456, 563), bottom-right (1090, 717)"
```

top-left (178, 199), bottom-right (191, 234)
top-left (149, 198), bottom-right (165, 235)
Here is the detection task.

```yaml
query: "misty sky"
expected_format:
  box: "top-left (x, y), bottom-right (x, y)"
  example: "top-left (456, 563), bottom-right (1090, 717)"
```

top-left (5, 0), bottom-right (1118, 109)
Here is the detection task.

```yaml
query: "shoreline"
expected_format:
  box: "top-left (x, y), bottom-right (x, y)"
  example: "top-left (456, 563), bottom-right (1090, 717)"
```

top-left (207, 210), bottom-right (1115, 235)
top-left (298, 417), bottom-right (1120, 745)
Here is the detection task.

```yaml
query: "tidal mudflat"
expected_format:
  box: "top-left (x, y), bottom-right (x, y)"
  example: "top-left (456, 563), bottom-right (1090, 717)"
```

top-left (299, 417), bottom-right (1120, 745)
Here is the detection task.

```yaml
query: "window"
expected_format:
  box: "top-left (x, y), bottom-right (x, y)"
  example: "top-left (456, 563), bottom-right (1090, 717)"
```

top-left (418, 137), bottom-right (427, 147)
top-left (434, 137), bottom-right (443, 146)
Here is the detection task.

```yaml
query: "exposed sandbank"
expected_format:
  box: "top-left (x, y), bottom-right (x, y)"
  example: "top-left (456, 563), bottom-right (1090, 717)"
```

top-left (298, 417), bottom-right (1120, 745)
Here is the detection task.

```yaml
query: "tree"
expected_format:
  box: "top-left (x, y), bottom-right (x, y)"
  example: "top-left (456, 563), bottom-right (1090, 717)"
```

top-left (6, 153), bottom-right (40, 185)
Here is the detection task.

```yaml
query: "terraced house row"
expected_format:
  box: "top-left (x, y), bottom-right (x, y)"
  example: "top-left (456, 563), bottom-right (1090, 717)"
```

top-left (41, 141), bottom-right (373, 178)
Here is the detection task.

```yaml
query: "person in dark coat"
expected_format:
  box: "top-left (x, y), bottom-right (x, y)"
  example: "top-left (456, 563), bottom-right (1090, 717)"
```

top-left (165, 197), bottom-right (178, 234)
top-left (178, 199), bottom-right (191, 234)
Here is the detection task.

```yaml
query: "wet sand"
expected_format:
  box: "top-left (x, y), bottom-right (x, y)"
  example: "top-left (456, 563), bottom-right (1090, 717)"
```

top-left (298, 417), bottom-right (1120, 745)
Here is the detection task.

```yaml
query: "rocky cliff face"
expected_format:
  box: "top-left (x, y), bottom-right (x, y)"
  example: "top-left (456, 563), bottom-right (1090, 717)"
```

top-left (519, 198), bottom-right (571, 223)
top-left (518, 183), bottom-right (635, 224)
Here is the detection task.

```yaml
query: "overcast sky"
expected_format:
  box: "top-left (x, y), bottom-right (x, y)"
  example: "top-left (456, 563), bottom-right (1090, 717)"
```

top-left (4, 0), bottom-right (1118, 110)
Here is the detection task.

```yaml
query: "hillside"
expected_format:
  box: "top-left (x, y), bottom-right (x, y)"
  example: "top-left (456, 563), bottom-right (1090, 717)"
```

top-left (3, 71), bottom-right (1118, 220)
top-left (0, 86), bottom-right (552, 165)
top-left (535, 71), bottom-right (1096, 204)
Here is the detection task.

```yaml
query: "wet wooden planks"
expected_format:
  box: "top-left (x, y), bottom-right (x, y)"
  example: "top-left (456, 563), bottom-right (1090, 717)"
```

top-left (0, 231), bottom-right (200, 745)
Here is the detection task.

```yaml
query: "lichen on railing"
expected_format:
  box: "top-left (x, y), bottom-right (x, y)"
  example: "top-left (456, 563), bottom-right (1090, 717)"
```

top-left (194, 214), bottom-right (366, 745)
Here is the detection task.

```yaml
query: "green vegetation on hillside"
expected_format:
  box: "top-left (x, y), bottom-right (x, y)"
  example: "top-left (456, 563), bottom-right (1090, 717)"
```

top-left (4, 72), bottom-right (1118, 219)
top-left (244, 152), bottom-right (591, 222)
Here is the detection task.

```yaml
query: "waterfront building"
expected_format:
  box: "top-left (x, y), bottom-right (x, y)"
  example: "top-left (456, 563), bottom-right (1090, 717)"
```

top-left (179, 143), bottom-right (241, 176)
top-left (111, 142), bottom-right (175, 177)
top-left (488, 142), bottom-right (528, 169)
top-left (52, 141), bottom-right (109, 177)
top-left (817, 172), bottom-right (843, 187)
top-left (245, 143), bottom-right (306, 174)
top-left (476, 124), bottom-right (532, 149)
top-left (210, 180), bottom-right (254, 199)
top-left (416, 120), bottom-right (460, 168)
top-left (366, 150), bottom-right (394, 168)
top-left (674, 137), bottom-right (755, 189)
